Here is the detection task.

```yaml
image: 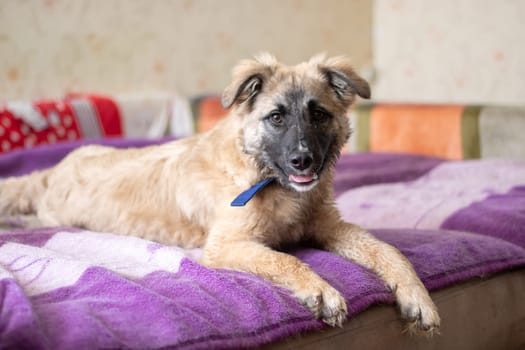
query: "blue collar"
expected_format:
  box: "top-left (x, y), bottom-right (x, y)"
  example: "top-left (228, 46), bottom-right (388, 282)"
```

top-left (231, 178), bottom-right (276, 206)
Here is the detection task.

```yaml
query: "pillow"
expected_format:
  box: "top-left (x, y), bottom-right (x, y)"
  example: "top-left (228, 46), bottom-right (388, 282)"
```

top-left (0, 93), bottom-right (174, 154)
top-left (349, 104), bottom-right (481, 159)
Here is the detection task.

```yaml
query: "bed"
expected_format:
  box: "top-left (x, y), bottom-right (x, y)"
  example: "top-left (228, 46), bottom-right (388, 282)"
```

top-left (0, 97), bottom-right (524, 349)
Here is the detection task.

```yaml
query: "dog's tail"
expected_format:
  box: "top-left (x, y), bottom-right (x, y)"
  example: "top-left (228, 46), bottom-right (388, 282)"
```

top-left (0, 170), bottom-right (50, 216)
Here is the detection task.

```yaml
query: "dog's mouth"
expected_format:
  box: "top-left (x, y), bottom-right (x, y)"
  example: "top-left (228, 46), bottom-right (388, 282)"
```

top-left (289, 173), bottom-right (318, 184)
top-left (264, 159), bottom-right (323, 192)
top-left (287, 172), bottom-right (319, 192)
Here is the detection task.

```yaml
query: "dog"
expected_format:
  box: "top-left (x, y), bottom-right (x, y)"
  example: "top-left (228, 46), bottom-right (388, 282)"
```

top-left (0, 54), bottom-right (439, 333)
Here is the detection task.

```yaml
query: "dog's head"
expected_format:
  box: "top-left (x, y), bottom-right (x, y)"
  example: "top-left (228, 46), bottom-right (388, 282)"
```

top-left (222, 53), bottom-right (370, 192)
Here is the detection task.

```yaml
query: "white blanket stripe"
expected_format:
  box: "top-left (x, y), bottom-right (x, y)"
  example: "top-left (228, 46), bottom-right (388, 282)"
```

top-left (0, 230), bottom-right (196, 296)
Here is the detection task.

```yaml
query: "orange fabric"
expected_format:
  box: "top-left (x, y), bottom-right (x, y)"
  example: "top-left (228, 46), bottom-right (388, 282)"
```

top-left (197, 97), bottom-right (229, 133)
top-left (370, 105), bottom-right (465, 160)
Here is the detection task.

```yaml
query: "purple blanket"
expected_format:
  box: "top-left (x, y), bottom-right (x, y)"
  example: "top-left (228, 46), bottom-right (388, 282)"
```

top-left (1, 139), bottom-right (524, 350)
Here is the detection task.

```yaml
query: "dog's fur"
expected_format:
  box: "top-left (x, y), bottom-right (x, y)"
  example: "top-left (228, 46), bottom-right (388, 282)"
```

top-left (0, 54), bottom-right (439, 333)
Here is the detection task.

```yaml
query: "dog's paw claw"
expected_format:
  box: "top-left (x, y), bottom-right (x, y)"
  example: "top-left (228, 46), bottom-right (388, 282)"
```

top-left (297, 286), bottom-right (347, 327)
top-left (401, 303), bottom-right (440, 336)
top-left (303, 294), bottom-right (322, 311)
top-left (397, 287), bottom-right (440, 336)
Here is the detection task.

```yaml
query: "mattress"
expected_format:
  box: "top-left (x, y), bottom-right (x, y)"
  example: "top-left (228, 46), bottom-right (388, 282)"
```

top-left (0, 138), bottom-right (524, 349)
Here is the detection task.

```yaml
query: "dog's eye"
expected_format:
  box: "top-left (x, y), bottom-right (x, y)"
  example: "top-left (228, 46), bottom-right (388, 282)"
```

top-left (269, 112), bottom-right (284, 126)
top-left (312, 109), bottom-right (329, 123)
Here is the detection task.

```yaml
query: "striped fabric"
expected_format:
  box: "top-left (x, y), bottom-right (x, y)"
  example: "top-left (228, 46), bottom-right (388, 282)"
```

top-left (350, 104), bottom-right (525, 160)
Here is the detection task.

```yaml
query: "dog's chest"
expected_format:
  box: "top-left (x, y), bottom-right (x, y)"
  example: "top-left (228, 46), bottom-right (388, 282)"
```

top-left (254, 189), bottom-right (313, 246)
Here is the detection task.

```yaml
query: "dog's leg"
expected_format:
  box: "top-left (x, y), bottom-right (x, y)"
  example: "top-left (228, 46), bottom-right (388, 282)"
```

top-left (202, 239), bottom-right (348, 327)
top-left (0, 170), bottom-right (49, 216)
top-left (317, 220), bottom-right (440, 335)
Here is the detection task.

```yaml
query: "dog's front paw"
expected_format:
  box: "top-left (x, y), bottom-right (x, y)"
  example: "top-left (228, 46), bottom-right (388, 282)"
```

top-left (396, 285), bottom-right (440, 336)
top-left (296, 284), bottom-right (347, 327)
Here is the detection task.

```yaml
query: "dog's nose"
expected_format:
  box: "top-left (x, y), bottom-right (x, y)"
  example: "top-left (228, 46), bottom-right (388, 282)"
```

top-left (290, 152), bottom-right (313, 171)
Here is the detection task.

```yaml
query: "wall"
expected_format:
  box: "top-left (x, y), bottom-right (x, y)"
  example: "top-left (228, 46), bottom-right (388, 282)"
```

top-left (0, 0), bottom-right (372, 100)
top-left (373, 0), bottom-right (525, 105)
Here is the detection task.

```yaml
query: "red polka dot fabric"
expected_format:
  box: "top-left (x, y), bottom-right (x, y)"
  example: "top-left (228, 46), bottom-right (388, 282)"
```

top-left (0, 94), bottom-right (123, 154)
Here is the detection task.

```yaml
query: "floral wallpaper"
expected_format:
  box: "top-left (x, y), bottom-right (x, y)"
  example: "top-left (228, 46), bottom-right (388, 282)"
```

top-left (0, 0), bottom-right (371, 100)
top-left (372, 0), bottom-right (525, 105)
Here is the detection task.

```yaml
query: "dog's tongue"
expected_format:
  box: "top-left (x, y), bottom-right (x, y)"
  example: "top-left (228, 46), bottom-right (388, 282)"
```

top-left (289, 173), bottom-right (316, 183)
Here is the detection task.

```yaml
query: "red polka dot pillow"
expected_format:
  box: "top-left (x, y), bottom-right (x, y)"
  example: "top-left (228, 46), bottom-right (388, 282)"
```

top-left (0, 94), bottom-right (123, 154)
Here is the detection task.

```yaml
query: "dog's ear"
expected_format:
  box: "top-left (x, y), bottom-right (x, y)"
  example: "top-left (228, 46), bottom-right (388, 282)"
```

top-left (317, 56), bottom-right (371, 105)
top-left (221, 53), bottom-right (277, 109)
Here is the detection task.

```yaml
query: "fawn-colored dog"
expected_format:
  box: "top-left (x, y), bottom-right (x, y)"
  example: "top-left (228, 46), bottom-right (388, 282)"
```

top-left (0, 54), bottom-right (439, 333)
